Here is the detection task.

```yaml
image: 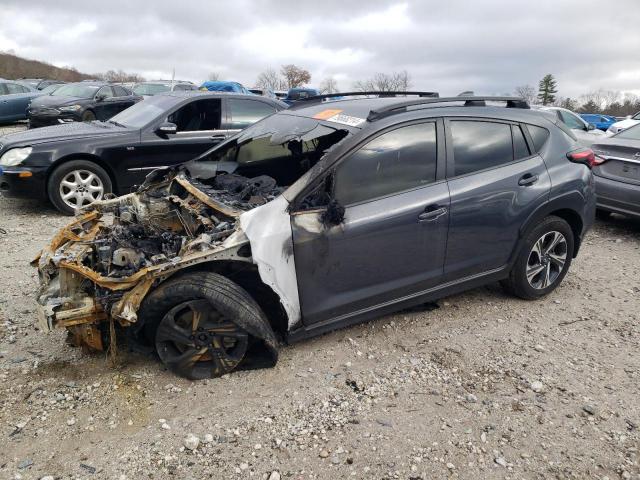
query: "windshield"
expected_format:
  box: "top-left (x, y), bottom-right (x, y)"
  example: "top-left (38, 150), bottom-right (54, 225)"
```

top-left (195, 114), bottom-right (351, 186)
top-left (133, 83), bottom-right (171, 95)
top-left (109, 95), bottom-right (177, 128)
top-left (40, 84), bottom-right (62, 94)
top-left (52, 84), bottom-right (100, 98)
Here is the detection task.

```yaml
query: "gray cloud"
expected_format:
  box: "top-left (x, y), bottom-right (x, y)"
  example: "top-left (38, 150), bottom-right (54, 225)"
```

top-left (1, 0), bottom-right (639, 98)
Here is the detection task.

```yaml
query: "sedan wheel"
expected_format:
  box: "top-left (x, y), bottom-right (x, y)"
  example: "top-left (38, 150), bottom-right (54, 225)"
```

top-left (59, 169), bottom-right (105, 209)
top-left (526, 231), bottom-right (567, 289)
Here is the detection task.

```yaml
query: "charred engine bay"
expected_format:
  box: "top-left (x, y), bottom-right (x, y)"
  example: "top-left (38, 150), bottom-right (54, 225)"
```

top-left (87, 172), bottom-right (282, 280)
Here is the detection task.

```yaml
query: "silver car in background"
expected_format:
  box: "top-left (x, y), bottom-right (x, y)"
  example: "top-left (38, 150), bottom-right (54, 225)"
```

top-left (533, 105), bottom-right (606, 147)
top-left (592, 123), bottom-right (640, 219)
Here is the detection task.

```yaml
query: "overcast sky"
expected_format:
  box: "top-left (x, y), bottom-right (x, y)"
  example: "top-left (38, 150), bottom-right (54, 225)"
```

top-left (1, 0), bottom-right (639, 98)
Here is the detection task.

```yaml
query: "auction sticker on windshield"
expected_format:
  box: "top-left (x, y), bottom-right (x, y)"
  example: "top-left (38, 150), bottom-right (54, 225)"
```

top-left (325, 113), bottom-right (366, 127)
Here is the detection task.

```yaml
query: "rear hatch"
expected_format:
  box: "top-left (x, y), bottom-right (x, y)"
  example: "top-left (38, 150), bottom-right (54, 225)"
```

top-left (592, 140), bottom-right (640, 186)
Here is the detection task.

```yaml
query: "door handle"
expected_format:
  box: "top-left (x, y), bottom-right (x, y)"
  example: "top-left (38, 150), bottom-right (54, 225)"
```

top-left (210, 135), bottom-right (226, 141)
top-left (418, 206), bottom-right (447, 222)
top-left (518, 173), bottom-right (539, 186)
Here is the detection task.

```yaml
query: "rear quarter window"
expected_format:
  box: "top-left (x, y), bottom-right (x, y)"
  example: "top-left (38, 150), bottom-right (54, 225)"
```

top-left (526, 124), bottom-right (551, 152)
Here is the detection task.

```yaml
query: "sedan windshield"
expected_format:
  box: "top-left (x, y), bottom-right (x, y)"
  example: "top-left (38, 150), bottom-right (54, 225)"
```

top-left (109, 95), bottom-right (178, 129)
top-left (52, 84), bottom-right (100, 98)
top-left (133, 83), bottom-right (171, 95)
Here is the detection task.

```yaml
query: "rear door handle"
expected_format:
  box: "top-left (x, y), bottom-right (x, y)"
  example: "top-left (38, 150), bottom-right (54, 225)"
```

top-left (210, 135), bottom-right (226, 141)
top-left (418, 206), bottom-right (447, 222)
top-left (518, 173), bottom-right (539, 186)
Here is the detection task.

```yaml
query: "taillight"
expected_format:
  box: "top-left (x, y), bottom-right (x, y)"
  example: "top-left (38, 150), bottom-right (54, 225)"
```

top-left (566, 148), bottom-right (605, 168)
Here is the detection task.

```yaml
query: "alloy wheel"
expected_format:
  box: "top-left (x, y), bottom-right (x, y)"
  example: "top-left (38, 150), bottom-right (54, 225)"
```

top-left (59, 169), bottom-right (104, 209)
top-left (526, 230), bottom-right (568, 290)
top-left (155, 299), bottom-right (248, 379)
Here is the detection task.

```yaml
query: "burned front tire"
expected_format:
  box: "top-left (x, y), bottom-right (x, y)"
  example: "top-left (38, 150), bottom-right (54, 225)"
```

top-left (139, 271), bottom-right (278, 380)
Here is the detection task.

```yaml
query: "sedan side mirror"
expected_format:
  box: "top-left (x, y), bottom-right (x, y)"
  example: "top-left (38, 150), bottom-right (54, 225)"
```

top-left (587, 123), bottom-right (596, 131)
top-left (95, 94), bottom-right (106, 102)
top-left (156, 122), bottom-right (177, 135)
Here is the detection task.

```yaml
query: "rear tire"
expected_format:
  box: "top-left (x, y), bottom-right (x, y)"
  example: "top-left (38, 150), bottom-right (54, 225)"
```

top-left (47, 160), bottom-right (112, 215)
top-left (502, 216), bottom-right (574, 300)
top-left (140, 272), bottom-right (276, 380)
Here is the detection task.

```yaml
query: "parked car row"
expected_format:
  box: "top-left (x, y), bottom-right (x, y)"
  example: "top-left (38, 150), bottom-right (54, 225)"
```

top-left (0, 91), bottom-right (286, 213)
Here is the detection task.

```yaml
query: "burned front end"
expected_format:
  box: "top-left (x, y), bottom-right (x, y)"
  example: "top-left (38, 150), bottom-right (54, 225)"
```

top-left (34, 171), bottom-right (282, 351)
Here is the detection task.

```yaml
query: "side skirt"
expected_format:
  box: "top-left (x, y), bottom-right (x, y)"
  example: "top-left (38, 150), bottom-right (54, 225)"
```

top-left (286, 265), bottom-right (509, 343)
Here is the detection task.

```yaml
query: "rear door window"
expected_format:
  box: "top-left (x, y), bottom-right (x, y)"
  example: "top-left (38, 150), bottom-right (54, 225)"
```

top-left (227, 99), bottom-right (277, 129)
top-left (333, 122), bottom-right (438, 205)
top-left (450, 121), bottom-right (514, 176)
top-left (113, 86), bottom-right (129, 96)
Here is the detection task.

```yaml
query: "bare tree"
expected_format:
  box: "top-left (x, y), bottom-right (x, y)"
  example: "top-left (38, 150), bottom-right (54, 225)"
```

top-left (353, 70), bottom-right (412, 92)
top-left (101, 69), bottom-right (144, 83)
top-left (514, 84), bottom-right (537, 104)
top-left (255, 68), bottom-right (287, 91)
top-left (208, 72), bottom-right (221, 81)
top-left (280, 64), bottom-right (311, 89)
top-left (319, 77), bottom-right (339, 94)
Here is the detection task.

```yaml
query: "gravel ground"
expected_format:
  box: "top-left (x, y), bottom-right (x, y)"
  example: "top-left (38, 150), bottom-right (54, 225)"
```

top-left (0, 122), bottom-right (28, 137)
top-left (0, 196), bottom-right (639, 480)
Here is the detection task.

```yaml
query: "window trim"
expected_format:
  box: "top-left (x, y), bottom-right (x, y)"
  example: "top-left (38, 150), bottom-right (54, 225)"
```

top-left (444, 117), bottom-right (537, 180)
top-left (329, 119), bottom-right (444, 208)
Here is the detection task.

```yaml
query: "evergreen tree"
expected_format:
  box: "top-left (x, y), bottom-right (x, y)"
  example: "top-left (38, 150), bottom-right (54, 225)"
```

top-left (537, 74), bottom-right (558, 105)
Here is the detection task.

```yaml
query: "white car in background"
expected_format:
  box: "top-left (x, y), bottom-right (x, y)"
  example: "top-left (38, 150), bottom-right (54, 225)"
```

top-left (605, 111), bottom-right (640, 136)
top-left (533, 105), bottom-right (606, 147)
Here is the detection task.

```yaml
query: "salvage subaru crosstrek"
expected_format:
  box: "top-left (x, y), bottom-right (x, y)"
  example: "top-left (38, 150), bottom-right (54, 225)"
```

top-left (34, 94), bottom-right (597, 379)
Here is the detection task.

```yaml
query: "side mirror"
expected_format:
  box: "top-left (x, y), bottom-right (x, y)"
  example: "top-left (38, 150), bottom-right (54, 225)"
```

top-left (95, 94), bottom-right (106, 102)
top-left (320, 199), bottom-right (345, 226)
top-left (587, 123), bottom-right (596, 131)
top-left (156, 122), bottom-right (177, 135)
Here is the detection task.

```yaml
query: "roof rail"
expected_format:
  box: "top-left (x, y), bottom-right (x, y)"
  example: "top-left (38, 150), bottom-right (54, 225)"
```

top-left (288, 91), bottom-right (439, 109)
top-left (367, 96), bottom-right (530, 121)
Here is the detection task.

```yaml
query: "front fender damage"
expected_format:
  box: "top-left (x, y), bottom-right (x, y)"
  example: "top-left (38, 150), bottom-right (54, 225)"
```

top-left (33, 172), bottom-right (298, 353)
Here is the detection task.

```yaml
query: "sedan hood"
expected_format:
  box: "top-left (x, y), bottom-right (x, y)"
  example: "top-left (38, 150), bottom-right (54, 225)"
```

top-left (29, 95), bottom-right (88, 108)
top-left (1, 121), bottom-right (128, 147)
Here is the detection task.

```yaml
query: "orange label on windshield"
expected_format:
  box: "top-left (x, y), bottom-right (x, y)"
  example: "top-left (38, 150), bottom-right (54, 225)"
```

top-left (313, 109), bottom-right (343, 120)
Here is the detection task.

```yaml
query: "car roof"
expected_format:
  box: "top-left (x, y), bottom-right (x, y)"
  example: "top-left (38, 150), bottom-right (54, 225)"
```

top-left (154, 90), bottom-right (288, 107)
top-left (283, 96), bottom-right (561, 130)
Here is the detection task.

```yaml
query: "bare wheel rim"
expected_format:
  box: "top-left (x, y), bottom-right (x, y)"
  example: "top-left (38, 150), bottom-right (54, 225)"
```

top-left (526, 230), bottom-right (568, 290)
top-left (156, 299), bottom-right (248, 379)
top-left (58, 169), bottom-right (104, 209)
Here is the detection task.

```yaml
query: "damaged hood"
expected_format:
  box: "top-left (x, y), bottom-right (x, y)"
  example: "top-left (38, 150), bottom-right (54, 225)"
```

top-left (34, 170), bottom-right (286, 330)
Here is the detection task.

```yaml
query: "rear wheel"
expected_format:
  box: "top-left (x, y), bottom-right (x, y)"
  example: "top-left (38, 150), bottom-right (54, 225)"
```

top-left (47, 160), bottom-right (112, 215)
top-left (502, 216), bottom-right (574, 299)
top-left (141, 272), bottom-right (276, 380)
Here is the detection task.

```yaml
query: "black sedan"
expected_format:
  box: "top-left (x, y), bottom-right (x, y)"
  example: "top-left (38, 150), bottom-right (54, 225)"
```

top-left (592, 123), bottom-right (640, 220)
top-left (0, 91), bottom-right (287, 214)
top-left (27, 82), bottom-right (141, 128)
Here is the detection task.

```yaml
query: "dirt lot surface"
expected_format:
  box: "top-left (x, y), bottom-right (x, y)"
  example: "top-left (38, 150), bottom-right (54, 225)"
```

top-left (0, 195), bottom-right (639, 480)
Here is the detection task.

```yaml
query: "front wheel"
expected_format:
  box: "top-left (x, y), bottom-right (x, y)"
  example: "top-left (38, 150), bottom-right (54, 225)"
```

top-left (140, 272), bottom-right (278, 380)
top-left (502, 216), bottom-right (574, 300)
top-left (81, 110), bottom-right (96, 122)
top-left (47, 160), bottom-right (113, 215)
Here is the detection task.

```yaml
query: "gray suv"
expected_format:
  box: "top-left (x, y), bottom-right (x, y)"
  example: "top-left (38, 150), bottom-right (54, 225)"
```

top-left (35, 95), bottom-right (596, 379)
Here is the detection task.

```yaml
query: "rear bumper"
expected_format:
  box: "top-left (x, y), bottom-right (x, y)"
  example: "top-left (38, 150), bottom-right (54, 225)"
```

top-left (594, 175), bottom-right (640, 219)
top-left (0, 166), bottom-right (48, 200)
